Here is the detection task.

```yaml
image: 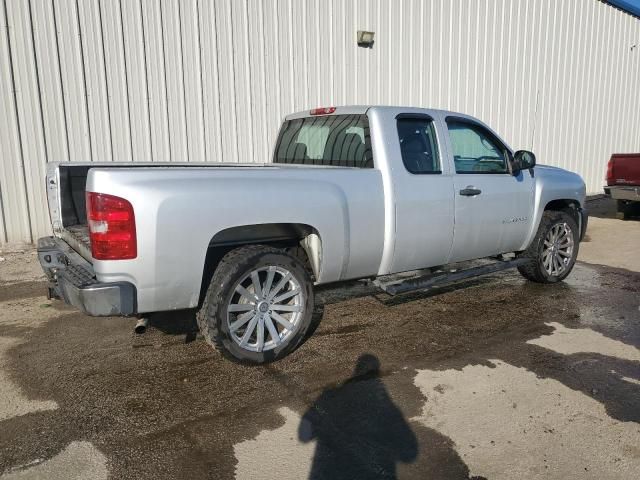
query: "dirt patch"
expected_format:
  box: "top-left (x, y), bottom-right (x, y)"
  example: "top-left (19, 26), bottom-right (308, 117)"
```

top-left (0, 251), bottom-right (45, 284)
top-left (579, 217), bottom-right (640, 273)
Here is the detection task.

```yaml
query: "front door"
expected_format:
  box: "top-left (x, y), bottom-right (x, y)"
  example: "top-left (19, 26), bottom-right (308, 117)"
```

top-left (445, 119), bottom-right (534, 262)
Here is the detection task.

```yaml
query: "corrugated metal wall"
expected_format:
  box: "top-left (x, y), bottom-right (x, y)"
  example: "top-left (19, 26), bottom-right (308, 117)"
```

top-left (1, 0), bottom-right (639, 246)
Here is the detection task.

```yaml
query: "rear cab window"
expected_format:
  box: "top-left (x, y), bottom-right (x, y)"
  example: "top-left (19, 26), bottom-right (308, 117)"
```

top-left (274, 114), bottom-right (374, 168)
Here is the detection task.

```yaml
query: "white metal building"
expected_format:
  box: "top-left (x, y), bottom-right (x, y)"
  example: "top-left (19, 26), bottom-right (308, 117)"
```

top-left (1, 0), bottom-right (639, 247)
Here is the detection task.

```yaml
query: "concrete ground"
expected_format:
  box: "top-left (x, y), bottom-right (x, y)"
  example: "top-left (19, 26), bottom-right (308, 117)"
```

top-left (0, 198), bottom-right (638, 479)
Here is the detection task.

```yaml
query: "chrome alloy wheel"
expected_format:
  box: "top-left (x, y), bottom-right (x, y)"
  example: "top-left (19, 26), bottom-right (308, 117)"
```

top-left (542, 222), bottom-right (574, 277)
top-left (226, 266), bottom-right (304, 352)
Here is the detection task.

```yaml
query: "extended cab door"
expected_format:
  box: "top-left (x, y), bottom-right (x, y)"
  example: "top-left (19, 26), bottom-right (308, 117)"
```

top-left (388, 114), bottom-right (455, 273)
top-left (444, 118), bottom-right (535, 262)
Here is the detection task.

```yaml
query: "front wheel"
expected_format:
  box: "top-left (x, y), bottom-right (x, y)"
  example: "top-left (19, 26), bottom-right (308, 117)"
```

top-left (197, 245), bottom-right (315, 364)
top-left (517, 210), bottom-right (579, 283)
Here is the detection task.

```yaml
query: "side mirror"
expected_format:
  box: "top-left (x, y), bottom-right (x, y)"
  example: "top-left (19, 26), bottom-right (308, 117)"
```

top-left (512, 150), bottom-right (536, 175)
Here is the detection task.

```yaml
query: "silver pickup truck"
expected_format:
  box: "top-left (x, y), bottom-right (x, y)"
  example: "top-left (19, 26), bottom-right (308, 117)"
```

top-left (39, 105), bottom-right (587, 363)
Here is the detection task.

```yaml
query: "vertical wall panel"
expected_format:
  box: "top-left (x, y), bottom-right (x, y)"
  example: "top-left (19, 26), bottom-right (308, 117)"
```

top-left (1, 0), bottom-right (639, 246)
top-left (304, 0), bottom-right (318, 107)
top-left (160, 0), bottom-right (188, 161)
top-left (199, 0), bottom-right (223, 161)
top-left (101, 0), bottom-right (132, 162)
top-left (231, 0), bottom-right (254, 162)
top-left (77, 0), bottom-right (112, 162)
top-left (54, 0), bottom-right (91, 162)
top-left (582, 0), bottom-right (602, 190)
top-left (4, 0), bottom-right (49, 240)
top-left (121, 0), bottom-right (152, 162)
top-left (140, 0), bottom-right (170, 162)
top-left (247, 0), bottom-right (268, 162)
top-left (290, 0), bottom-right (308, 109)
top-left (30, 0), bottom-right (68, 164)
top-left (0, 0), bottom-right (31, 244)
top-left (214, 0), bottom-right (236, 162)
top-left (331, 0), bottom-right (345, 106)
top-left (180, 0), bottom-right (205, 162)
top-left (262, 0), bottom-right (283, 158)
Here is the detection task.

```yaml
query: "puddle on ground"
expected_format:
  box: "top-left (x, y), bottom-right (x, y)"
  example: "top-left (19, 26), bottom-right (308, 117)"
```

top-left (0, 337), bottom-right (58, 422)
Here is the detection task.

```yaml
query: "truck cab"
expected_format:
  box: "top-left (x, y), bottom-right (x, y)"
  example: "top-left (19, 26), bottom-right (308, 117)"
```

top-left (276, 107), bottom-right (586, 275)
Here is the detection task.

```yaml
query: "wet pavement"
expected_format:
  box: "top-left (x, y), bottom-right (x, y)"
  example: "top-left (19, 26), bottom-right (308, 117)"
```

top-left (0, 211), bottom-right (639, 479)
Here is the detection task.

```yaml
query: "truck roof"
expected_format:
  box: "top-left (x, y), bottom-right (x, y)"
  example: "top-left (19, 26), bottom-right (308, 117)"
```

top-left (283, 105), bottom-right (507, 152)
top-left (284, 105), bottom-right (475, 121)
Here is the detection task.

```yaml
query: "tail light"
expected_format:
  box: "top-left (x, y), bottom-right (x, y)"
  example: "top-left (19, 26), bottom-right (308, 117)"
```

top-left (606, 157), bottom-right (615, 185)
top-left (86, 192), bottom-right (137, 260)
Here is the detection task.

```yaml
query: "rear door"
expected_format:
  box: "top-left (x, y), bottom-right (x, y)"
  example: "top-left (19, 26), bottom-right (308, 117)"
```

top-left (445, 118), bottom-right (534, 262)
top-left (389, 114), bottom-right (455, 273)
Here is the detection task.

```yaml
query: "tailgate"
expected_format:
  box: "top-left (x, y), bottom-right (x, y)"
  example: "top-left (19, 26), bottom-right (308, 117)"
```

top-left (608, 154), bottom-right (640, 186)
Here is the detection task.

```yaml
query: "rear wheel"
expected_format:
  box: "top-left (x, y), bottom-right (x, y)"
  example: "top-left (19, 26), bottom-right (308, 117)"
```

top-left (197, 245), bottom-right (314, 364)
top-left (517, 210), bottom-right (579, 283)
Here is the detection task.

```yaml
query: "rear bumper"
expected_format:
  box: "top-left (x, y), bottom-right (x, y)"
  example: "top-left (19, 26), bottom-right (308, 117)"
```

top-left (38, 236), bottom-right (136, 316)
top-left (604, 185), bottom-right (640, 202)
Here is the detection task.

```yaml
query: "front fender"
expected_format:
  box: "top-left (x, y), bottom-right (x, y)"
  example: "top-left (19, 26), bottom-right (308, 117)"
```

top-left (519, 166), bottom-right (586, 250)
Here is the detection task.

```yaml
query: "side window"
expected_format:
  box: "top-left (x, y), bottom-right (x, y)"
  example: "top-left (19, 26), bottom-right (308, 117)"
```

top-left (396, 117), bottom-right (441, 174)
top-left (447, 120), bottom-right (509, 174)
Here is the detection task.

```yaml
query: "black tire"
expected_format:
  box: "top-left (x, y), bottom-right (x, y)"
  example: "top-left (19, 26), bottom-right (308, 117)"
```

top-left (197, 245), bottom-right (315, 364)
top-left (517, 210), bottom-right (580, 283)
top-left (617, 200), bottom-right (633, 220)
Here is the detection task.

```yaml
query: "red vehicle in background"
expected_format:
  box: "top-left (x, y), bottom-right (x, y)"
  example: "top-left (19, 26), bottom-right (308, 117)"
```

top-left (604, 153), bottom-right (640, 219)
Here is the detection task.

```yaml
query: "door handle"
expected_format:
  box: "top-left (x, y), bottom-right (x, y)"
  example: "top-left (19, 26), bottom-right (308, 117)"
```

top-left (459, 186), bottom-right (482, 196)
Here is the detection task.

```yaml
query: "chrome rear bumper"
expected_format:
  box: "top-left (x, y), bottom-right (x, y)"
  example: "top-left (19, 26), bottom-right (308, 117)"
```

top-left (604, 185), bottom-right (640, 202)
top-left (38, 236), bottom-right (136, 316)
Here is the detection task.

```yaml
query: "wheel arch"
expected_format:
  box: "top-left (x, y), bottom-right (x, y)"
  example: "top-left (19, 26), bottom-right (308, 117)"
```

top-left (544, 198), bottom-right (582, 226)
top-left (198, 223), bottom-right (323, 306)
top-left (520, 195), bottom-right (586, 252)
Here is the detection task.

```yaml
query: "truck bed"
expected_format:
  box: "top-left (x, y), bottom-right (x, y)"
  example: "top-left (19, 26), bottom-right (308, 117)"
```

top-left (50, 161), bottom-right (343, 264)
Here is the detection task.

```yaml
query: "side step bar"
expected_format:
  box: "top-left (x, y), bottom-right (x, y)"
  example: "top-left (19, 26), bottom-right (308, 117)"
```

top-left (375, 258), bottom-right (530, 296)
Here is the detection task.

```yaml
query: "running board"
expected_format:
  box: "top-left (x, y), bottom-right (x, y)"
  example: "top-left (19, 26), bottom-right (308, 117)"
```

top-left (375, 258), bottom-right (530, 296)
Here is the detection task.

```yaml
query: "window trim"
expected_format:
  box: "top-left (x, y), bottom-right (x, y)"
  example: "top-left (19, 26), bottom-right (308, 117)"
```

top-left (395, 113), bottom-right (442, 175)
top-left (445, 116), bottom-right (512, 175)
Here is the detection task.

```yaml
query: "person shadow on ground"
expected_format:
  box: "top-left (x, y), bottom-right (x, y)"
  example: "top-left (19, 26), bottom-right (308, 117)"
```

top-left (298, 354), bottom-right (418, 479)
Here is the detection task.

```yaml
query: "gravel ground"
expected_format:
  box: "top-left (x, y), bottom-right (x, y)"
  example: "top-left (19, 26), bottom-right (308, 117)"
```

top-left (0, 200), bottom-right (638, 480)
